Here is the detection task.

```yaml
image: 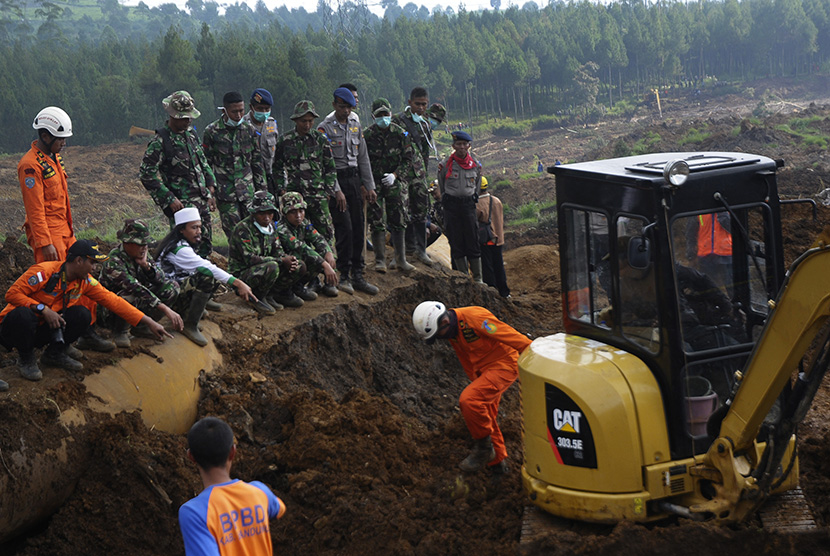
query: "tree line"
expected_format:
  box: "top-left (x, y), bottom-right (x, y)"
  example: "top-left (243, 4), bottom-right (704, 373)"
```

top-left (0, 0), bottom-right (828, 154)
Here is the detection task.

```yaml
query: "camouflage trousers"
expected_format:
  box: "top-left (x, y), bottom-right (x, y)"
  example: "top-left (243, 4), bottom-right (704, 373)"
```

top-left (408, 178), bottom-right (429, 224)
top-left (168, 200), bottom-right (213, 259)
top-left (303, 195), bottom-right (335, 246)
top-left (368, 179), bottom-right (409, 233)
top-left (98, 281), bottom-right (179, 330)
top-left (297, 255), bottom-right (324, 284)
top-left (174, 271), bottom-right (220, 313)
top-left (217, 199), bottom-right (251, 239)
top-left (237, 260), bottom-right (304, 295)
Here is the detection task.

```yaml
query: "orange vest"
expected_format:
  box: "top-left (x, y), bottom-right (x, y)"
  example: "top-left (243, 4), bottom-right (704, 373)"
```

top-left (696, 214), bottom-right (731, 257)
top-left (448, 306), bottom-right (532, 380)
top-left (17, 141), bottom-right (74, 250)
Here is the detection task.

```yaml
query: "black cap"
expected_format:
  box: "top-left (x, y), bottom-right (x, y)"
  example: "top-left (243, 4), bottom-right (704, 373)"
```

top-left (67, 239), bottom-right (109, 261)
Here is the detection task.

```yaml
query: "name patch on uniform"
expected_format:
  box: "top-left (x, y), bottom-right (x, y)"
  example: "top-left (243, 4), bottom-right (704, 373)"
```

top-left (24, 168), bottom-right (35, 175)
top-left (85, 276), bottom-right (100, 286)
top-left (482, 319), bottom-right (498, 334)
top-left (25, 177), bottom-right (35, 188)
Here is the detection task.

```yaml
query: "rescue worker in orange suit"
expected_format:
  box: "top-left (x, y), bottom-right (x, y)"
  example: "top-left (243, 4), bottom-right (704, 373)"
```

top-left (687, 212), bottom-right (732, 293)
top-left (17, 107), bottom-right (115, 354)
top-left (0, 240), bottom-right (172, 383)
top-left (412, 301), bottom-right (532, 473)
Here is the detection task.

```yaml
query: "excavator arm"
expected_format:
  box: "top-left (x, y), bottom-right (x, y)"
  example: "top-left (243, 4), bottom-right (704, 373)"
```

top-left (691, 245), bottom-right (830, 522)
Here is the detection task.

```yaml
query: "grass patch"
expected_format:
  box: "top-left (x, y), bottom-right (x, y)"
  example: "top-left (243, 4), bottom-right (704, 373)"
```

top-left (774, 118), bottom-right (829, 149)
top-left (506, 200), bottom-right (556, 226)
top-left (679, 127), bottom-right (711, 145)
top-left (730, 126), bottom-right (741, 137)
top-left (518, 172), bottom-right (538, 180)
top-left (615, 131), bottom-right (662, 157)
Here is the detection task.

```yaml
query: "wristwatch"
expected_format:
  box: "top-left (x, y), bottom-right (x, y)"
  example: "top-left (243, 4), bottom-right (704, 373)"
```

top-left (34, 303), bottom-right (45, 314)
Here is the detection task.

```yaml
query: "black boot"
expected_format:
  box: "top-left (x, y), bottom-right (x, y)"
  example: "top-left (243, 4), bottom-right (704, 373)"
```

top-left (76, 327), bottom-right (115, 352)
top-left (352, 270), bottom-right (379, 295)
top-left (18, 350), bottom-right (43, 381)
top-left (41, 343), bottom-right (84, 372)
top-left (459, 436), bottom-right (496, 472)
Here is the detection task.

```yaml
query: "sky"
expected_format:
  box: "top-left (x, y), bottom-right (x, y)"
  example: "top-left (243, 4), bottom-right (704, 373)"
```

top-left (124, 0), bottom-right (498, 17)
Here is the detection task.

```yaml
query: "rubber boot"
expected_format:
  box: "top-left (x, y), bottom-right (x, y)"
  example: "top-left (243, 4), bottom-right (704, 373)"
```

top-left (264, 295), bottom-right (284, 311)
top-left (76, 327), bottom-right (116, 352)
top-left (183, 291), bottom-right (211, 347)
top-left (41, 343), bottom-right (84, 372)
top-left (459, 436), bottom-right (496, 473)
top-left (352, 270), bottom-right (379, 295)
top-left (273, 289), bottom-right (304, 308)
top-left (293, 284), bottom-right (318, 302)
top-left (205, 297), bottom-right (223, 312)
top-left (391, 230), bottom-right (415, 272)
top-left (414, 224), bottom-right (433, 265)
top-left (372, 231), bottom-right (387, 273)
top-left (112, 318), bottom-right (132, 348)
top-left (404, 223), bottom-right (416, 255)
top-left (249, 292), bottom-right (277, 315)
top-left (65, 343), bottom-right (85, 360)
top-left (338, 271), bottom-right (354, 295)
top-left (469, 257), bottom-right (485, 284)
top-left (18, 350), bottom-right (43, 381)
top-left (454, 257), bottom-right (469, 276)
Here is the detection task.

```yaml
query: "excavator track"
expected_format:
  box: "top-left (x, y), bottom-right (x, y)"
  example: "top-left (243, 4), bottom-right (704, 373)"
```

top-left (758, 487), bottom-right (817, 533)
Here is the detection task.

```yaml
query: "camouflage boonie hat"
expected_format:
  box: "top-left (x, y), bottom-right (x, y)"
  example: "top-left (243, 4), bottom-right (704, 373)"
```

top-left (117, 219), bottom-right (152, 245)
top-left (281, 191), bottom-right (307, 215)
top-left (290, 100), bottom-right (319, 120)
top-left (427, 103), bottom-right (446, 123)
top-left (371, 97), bottom-right (392, 117)
top-left (248, 191), bottom-right (278, 214)
top-left (163, 90), bottom-right (201, 119)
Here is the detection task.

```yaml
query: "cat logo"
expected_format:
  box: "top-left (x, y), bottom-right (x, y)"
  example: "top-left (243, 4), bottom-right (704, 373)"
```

top-left (552, 409), bottom-right (582, 434)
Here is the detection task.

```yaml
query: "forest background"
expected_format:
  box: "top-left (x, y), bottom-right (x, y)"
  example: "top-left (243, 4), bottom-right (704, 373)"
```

top-left (0, 0), bottom-right (828, 154)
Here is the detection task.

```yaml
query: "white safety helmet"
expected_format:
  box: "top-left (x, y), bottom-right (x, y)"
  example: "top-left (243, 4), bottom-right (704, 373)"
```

top-left (32, 106), bottom-right (73, 138)
top-left (412, 301), bottom-right (447, 341)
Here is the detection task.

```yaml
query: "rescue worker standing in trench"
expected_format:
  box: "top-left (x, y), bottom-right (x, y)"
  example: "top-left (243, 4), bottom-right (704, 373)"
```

top-left (412, 301), bottom-right (532, 473)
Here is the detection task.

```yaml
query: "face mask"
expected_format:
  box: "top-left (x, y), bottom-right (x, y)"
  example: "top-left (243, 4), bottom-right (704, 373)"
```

top-left (253, 110), bottom-right (270, 123)
top-left (225, 114), bottom-right (243, 127)
top-left (429, 118), bottom-right (440, 130)
top-left (374, 116), bottom-right (391, 128)
top-left (254, 221), bottom-right (274, 235)
top-left (411, 112), bottom-right (424, 124)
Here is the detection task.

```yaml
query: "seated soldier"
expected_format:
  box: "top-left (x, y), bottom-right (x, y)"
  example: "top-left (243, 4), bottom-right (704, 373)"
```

top-left (99, 219), bottom-right (184, 348)
top-left (228, 191), bottom-right (306, 312)
top-left (278, 192), bottom-right (339, 300)
top-left (0, 240), bottom-right (172, 381)
top-left (155, 207), bottom-right (256, 346)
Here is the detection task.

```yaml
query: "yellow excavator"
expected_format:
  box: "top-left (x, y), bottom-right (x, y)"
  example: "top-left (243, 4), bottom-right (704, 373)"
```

top-left (520, 152), bottom-right (825, 526)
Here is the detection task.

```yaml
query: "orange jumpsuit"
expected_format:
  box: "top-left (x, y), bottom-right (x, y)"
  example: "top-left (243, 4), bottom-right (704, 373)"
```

top-left (0, 261), bottom-right (144, 327)
top-left (17, 141), bottom-right (76, 262)
top-left (448, 306), bottom-right (532, 465)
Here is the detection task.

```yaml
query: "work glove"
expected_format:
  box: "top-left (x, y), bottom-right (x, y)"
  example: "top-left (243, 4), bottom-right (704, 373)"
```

top-left (381, 173), bottom-right (396, 187)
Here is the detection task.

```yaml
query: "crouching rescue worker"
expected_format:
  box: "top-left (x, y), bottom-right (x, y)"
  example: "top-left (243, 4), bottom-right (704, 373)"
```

top-left (277, 191), bottom-right (339, 299)
top-left (155, 207), bottom-right (256, 346)
top-left (0, 240), bottom-right (173, 381)
top-left (179, 416), bottom-right (286, 556)
top-left (99, 219), bottom-right (184, 348)
top-left (412, 301), bottom-right (532, 473)
top-left (228, 191), bottom-right (307, 312)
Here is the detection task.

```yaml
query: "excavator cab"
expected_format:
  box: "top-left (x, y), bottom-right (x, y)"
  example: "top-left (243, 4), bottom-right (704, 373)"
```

top-left (520, 152), bottom-right (825, 523)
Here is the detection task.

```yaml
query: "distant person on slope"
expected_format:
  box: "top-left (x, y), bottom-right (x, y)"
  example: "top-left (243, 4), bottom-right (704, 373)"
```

top-left (412, 302), bottom-right (532, 474)
top-left (476, 177), bottom-right (511, 298)
top-left (180, 417), bottom-right (286, 556)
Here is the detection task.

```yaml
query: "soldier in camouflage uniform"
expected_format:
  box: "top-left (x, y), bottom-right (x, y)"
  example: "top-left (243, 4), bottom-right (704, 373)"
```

top-left (364, 98), bottom-right (421, 273)
top-left (202, 91), bottom-right (266, 239)
top-left (99, 219), bottom-right (184, 347)
top-left (228, 191), bottom-right (306, 312)
top-left (243, 88), bottom-right (278, 193)
top-left (392, 88), bottom-right (445, 265)
top-left (278, 192), bottom-right (339, 299)
top-left (272, 100), bottom-right (337, 245)
top-left (139, 90), bottom-right (217, 259)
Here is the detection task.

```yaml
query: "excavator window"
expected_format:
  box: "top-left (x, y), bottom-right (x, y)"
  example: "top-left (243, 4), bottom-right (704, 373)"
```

top-left (562, 208), bottom-right (611, 329)
top-left (616, 217), bottom-right (661, 353)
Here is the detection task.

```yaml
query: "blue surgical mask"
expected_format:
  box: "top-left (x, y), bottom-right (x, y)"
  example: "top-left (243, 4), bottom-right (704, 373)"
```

top-left (253, 110), bottom-right (270, 123)
top-left (429, 117), bottom-right (440, 130)
top-left (411, 112), bottom-right (424, 124)
top-left (374, 116), bottom-right (391, 129)
top-left (254, 221), bottom-right (274, 235)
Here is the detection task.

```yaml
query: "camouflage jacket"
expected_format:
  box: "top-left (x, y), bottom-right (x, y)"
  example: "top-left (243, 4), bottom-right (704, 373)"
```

top-left (228, 215), bottom-right (286, 275)
top-left (363, 122), bottom-right (425, 190)
top-left (99, 245), bottom-right (167, 309)
top-left (277, 218), bottom-right (332, 262)
top-left (392, 108), bottom-right (432, 169)
top-left (202, 118), bottom-right (266, 203)
top-left (139, 123), bottom-right (216, 211)
top-left (272, 129), bottom-right (337, 199)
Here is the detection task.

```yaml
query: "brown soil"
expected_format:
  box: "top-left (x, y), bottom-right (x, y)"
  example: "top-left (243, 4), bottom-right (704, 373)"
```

top-left (1, 76), bottom-right (830, 555)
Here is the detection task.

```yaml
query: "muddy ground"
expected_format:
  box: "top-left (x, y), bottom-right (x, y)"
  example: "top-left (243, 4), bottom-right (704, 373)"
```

top-left (1, 76), bottom-right (830, 555)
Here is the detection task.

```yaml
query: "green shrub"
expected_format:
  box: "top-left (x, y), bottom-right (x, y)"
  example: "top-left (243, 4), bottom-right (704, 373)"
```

top-left (531, 114), bottom-right (561, 131)
top-left (492, 121), bottom-right (530, 137)
top-left (679, 128), bottom-right (710, 145)
top-left (607, 99), bottom-right (637, 118)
